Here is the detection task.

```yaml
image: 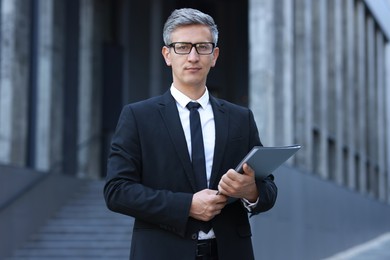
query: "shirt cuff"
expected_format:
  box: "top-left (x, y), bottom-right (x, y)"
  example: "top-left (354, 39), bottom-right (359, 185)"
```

top-left (241, 197), bottom-right (259, 212)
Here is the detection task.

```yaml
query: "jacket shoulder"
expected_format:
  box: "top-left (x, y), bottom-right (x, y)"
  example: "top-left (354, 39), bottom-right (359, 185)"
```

top-left (211, 96), bottom-right (251, 115)
top-left (123, 92), bottom-right (173, 111)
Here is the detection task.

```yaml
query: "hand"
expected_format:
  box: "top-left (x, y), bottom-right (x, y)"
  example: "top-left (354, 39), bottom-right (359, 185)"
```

top-left (189, 189), bottom-right (228, 222)
top-left (217, 163), bottom-right (259, 202)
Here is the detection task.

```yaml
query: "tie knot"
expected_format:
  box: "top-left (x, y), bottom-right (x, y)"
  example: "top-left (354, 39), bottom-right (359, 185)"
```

top-left (186, 101), bottom-right (201, 111)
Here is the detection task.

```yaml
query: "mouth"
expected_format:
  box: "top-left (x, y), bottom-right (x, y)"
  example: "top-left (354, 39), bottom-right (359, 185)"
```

top-left (185, 67), bottom-right (201, 72)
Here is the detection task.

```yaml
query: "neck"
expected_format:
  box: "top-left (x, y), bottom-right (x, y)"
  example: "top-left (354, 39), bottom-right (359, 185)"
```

top-left (173, 83), bottom-right (206, 100)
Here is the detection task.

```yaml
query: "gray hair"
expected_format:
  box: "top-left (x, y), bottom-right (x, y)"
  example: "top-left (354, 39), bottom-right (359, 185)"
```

top-left (163, 8), bottom-right (219, 46)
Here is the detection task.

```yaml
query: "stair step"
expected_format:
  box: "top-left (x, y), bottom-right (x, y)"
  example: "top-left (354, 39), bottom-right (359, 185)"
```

top-left (7, 180), bottom-right (133, 260)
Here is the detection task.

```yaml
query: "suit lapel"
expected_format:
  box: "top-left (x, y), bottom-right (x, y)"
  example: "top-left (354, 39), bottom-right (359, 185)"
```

top-left (209, 96), bottom-right (229, 189)
top-left (157, 91), bottom-right (198, 192)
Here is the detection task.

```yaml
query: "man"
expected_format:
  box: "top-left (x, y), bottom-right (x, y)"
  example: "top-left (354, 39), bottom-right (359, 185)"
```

top-left (104, 8), bottom-right (277, 260)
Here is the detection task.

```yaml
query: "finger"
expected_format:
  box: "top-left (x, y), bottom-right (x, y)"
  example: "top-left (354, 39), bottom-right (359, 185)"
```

top-left (218, 179), bottom-right (232, 192)
top-left (216, 190), bottom-right (228, 198)
top-left (217, 184), bottom-right (225, 195)
top-left (217, 175), bottom-right (228, 193)
top-left (216, 194), bottom-right (228, 202)
top-left (227, 168), bottom-right (239, 178)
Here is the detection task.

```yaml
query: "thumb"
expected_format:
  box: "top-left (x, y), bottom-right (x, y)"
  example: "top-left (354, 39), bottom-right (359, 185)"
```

top-left (242, 163), bottom-right (255, 177)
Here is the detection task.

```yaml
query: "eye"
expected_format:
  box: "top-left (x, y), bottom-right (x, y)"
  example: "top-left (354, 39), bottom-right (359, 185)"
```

top-left (197, 44), bottom-right (208, 50)
top-left (175, 44), bottom-right (190, 51)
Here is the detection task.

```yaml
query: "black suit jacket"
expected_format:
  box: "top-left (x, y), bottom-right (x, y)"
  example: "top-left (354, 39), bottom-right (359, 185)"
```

top-left (104, 91), bottom-right (277, 260)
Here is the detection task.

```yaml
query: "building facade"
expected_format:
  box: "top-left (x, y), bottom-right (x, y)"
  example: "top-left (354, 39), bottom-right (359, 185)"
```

top-left (1, 0), bottom-right (390, 258)
top-left (1, 0), bottom-right (389, 200)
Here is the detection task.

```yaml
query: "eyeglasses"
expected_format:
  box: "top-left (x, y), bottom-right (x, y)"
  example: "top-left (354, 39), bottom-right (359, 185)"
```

top-left (168, 42), bottom-right (216, 55)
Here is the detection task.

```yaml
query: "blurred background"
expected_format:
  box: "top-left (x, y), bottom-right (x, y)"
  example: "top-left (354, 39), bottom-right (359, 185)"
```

top-left (1, 0), bottom-right (390, 259)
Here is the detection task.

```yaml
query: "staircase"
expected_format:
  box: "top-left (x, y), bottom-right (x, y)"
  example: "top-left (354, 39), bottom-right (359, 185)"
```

top-left (7, 180), bottom-right (134, 260)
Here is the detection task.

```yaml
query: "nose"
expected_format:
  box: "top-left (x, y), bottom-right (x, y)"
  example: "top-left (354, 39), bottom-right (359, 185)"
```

top-left (187, 46), bottom-right (200, 61)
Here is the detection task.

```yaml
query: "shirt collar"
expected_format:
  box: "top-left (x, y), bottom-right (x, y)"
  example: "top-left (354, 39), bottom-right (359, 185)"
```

top-left (170, 84), bottom-right (209, 109)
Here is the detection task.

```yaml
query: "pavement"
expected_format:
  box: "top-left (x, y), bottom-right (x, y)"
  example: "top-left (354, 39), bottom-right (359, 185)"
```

top-left (324, 233), bottom-right (390, 260)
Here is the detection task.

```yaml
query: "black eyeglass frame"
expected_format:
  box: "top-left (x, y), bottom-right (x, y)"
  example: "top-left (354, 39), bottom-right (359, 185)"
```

top-left (167, 42), bottom-right (216, 55)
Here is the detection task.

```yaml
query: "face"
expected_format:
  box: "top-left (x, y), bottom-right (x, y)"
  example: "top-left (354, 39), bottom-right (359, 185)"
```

top-left (162, 24), bottom-right (219, 90)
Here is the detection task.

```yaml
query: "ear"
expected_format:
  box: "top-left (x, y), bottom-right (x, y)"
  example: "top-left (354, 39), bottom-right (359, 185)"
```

top-left (162, 46), bottom-right (172, 66)
top-left (210, 47), bottom-right (219, 67)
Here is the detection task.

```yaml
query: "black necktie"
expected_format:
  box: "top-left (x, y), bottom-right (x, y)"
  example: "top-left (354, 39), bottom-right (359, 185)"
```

top-left (187, 102), bottom-right (212, 233)
top-left (186, 102), bottom-right (207, 190)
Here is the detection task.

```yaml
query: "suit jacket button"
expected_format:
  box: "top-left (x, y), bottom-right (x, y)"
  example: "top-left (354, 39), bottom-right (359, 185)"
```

top-left (191, 233), bottom-right (198, 240)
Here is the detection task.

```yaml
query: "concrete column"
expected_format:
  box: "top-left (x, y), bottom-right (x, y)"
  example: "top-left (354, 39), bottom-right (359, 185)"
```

top-left (293, 0), bottom-right (313, 170)
top-left (0, 0), bottom-right (30, 166)
top-left (312, 0), bottom-right (329, 179)
top-left (331, 0), bottom-right (344, 185)
top-left (356, 1), bottom-right (367, 194)
top-left (274, 0), bottom-right (294, 148)
top-left (325, 0), bottom-right (344, 184)
top-left (77, 0), bottom-right (102, 179)
top-left (34, 0), bottom-right (64, 172)
top-left (282, 0), bottom-right (294, 148)
top-left (376, 32), bottom-right (386, 202)
top-left (249, 0), bottom-right (295, 149)
top-left (386, 43), bottom-right (390, 203)
top-left (249, 0), bottom-right (275, 146)
top-left (344, 0), bottom-right (357, 190)
top-left (366, 16), bottom-right (377, 198)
